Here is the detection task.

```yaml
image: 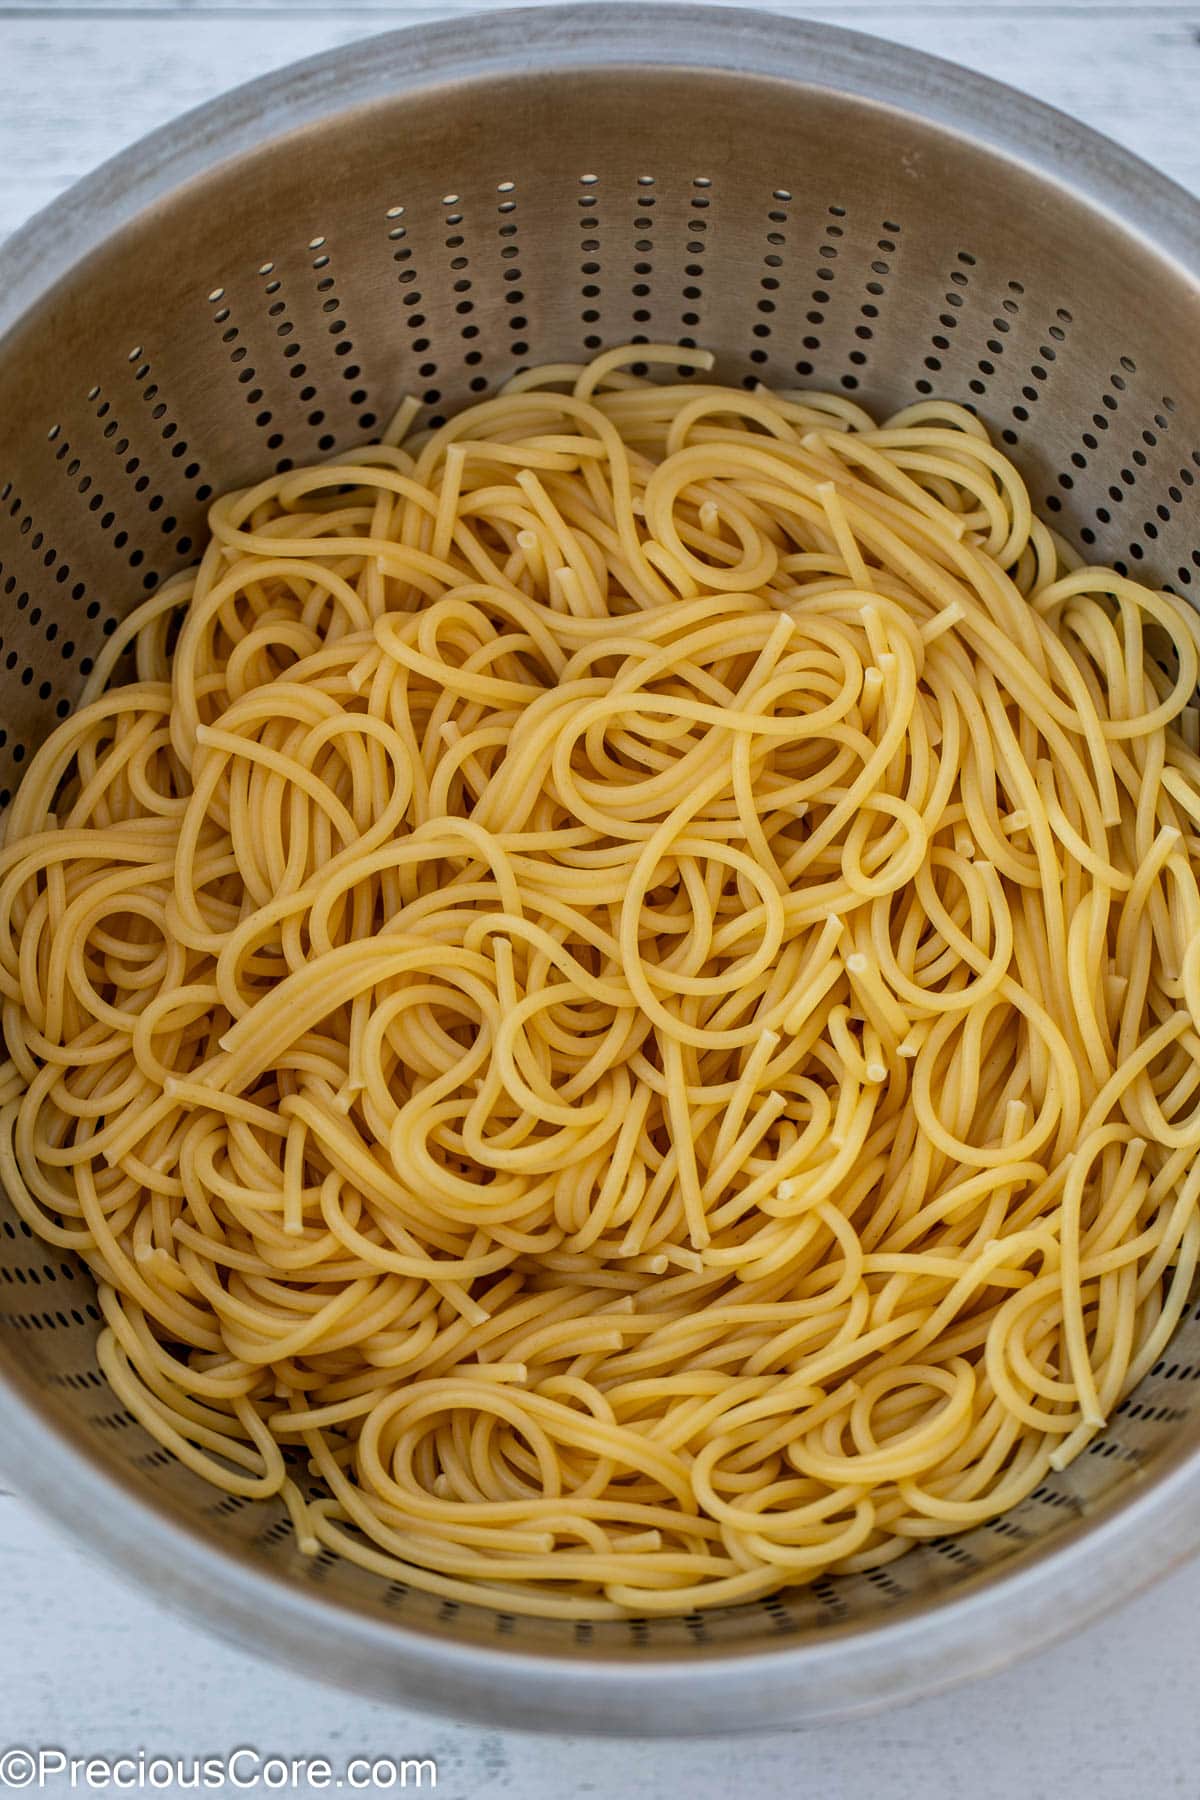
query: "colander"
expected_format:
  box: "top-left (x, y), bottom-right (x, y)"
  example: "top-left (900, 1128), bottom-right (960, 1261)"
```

top-left (2, 1), bottom-right (1200, 1737)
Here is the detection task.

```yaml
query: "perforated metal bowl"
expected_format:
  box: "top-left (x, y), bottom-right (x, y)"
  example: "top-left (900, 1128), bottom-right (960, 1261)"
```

top-left (2, 2), bottom-right (1200, 1736)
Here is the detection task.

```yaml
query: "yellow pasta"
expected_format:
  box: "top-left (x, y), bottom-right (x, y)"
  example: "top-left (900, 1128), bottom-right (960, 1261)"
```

top-left (2, 342), bottom-right (1200, 1618)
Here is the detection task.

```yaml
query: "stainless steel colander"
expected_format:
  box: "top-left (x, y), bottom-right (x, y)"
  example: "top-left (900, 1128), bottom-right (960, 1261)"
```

top-left (2, 2), bottom-right (1200, 1736)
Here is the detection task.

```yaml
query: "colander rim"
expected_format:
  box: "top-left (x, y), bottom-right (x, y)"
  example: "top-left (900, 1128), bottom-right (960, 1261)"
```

top-left (1, 0), bottom-right (1200, 1735)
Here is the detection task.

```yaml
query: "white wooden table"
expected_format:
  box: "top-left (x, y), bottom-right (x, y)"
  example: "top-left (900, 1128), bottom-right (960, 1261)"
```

top-left (3, 3), bottom-right (1200, 1793)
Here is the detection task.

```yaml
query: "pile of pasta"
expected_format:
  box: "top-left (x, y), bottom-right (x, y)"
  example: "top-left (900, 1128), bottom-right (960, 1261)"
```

top-left (2, 343), bottom-right (1199, 1618)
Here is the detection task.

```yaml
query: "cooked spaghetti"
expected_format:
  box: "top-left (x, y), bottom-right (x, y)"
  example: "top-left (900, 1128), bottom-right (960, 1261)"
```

top-left (2, 343), bottom-right (1199, 1618)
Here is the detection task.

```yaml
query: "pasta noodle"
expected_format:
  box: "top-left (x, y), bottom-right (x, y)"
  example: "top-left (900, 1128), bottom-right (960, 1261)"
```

top-left (2, 342), bottom-right (1200, 1618)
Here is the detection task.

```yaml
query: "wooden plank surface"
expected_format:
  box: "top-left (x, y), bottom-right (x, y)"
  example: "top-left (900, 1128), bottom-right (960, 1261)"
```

top-left (2, 3), bottom-right (1200, 1794)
